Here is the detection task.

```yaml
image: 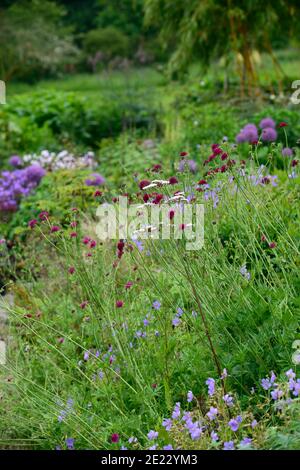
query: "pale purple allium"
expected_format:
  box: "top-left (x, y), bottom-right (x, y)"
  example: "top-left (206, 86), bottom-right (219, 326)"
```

top-left (187, 391), bottom-right (194, 403)
top-left (162, 418), bottom-right (173, 431)
top-left (282, 147), bottom-right (293, 157)
top-left (163, 444), bottom-right (173, 450)
top-left (9, 155), bottom-right (22, 167)
top-left (206, 378), bottom-right (215, 396)
top-left (224, 441), bottom-right (235, 450)
top-left (172, 316), bottom-right (181, 327)
top-left (207, 406), bottom-right (218, 421)
top-left (65, 437), bottom-right (75, 450)
top-left (259, 117), bottom-right (276, 129)
top-left (228, 417), bottom-right (241, 432)
top-left (240, 437), bottom-right (252, 447)
top-left (152, 300), bottom-right (161, 310)
top-left (147, 430), bottom-right (158, 440)
top-left (211, 431), bottom-right (219, 441)
top-left (261, 127), bottom-right (277, 142)
top-left (236, 124), bottom-right (258, 144)
top-left (178, 159), bottom-right (197, 174)
top-left (223, 394), bottom-right (234, 407)
top-left (172, 402), bottom-right (181, 420)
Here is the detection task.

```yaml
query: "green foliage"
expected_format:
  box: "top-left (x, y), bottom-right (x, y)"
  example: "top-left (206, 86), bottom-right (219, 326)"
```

top-left (0, 0), bottom-right (78, 82)
top-left (83, 27), bottom-right (131, 65)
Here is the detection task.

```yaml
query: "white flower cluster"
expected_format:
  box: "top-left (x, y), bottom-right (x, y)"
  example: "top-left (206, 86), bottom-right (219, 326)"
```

top-left (22, 150), bottom-right (97, 171)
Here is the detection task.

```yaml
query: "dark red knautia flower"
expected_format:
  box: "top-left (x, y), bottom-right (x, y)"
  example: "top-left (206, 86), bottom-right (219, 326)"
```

top-left (278, 122), bottom-right (287, 127)
top-left (50, 225), bottom-right (60, 233)
top-left (111, 433), bottom-right (119, 443)
top-left (28, 219), bottom-right (37, 229)
top-left (116, 300), bottom-right (124, 308)
top-left (269, 242), bottom-right (277, 249)
top-left (169, 209), bottom-right (175, 220)
top-left (68, 266), bottom-right (75, 274)
top-left (169, 176), bottom-right (178, 185)
top-left (139, 179), bottom-right (151, 190)
top-left (39, 211), bottom-right (49, 221)
top-left (94, 190), bottom-right (103, 197)
top-left (292, 159), bottom-right (298, 167)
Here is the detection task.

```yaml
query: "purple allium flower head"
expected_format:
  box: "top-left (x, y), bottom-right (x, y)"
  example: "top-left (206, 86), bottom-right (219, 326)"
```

top-left (261, 127), bottom-right (277, 142)
top-left (259, 117), bottom-right (276, 129)
top-left (224, 441), bottom-right (235, 450)
top-left (65, 437), bottom-right (75, 450)
top-left (187, 391), bottom-right (194, 403)
top-left (206, 378), bottom-right (215, 396)
top-left (282, 147), bottom-right (293, 157)
top-left (85, 173), bottom-right (105, 186)
top-left (147, 430), bottom-right (158, 440)
top-left (207, 406), bottom-right (218, 421)
top-left (152, 300), bottom-right (161, 310)
top-left (178, 159), bottom-right (197, 174)
top-left (9, 155), bottom-right (22, 167)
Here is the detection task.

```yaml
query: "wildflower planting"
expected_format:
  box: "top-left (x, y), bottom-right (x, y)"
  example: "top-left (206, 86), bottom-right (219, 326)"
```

top-left (0, 0), bottom-right (300, 455)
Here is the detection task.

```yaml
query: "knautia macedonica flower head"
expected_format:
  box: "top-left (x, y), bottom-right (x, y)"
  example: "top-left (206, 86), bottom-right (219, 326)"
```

top-left (111, 433), bottom-right (119, 443)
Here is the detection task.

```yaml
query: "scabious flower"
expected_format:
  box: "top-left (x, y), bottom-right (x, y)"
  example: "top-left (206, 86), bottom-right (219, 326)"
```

top-left (68, 266), bottom-right (75, 274)
top-left (111, 433), bottom-right (119, 443)
top-left (50, 225), bottom-right (60, 233)
top-left (169, 176), bottom-right (178, 185)
top-left (187, 391), bottom-right (194, 403)
top-left (147, 430), bottom-right (158, 440)
top-left (278, 122), bottom-right (287, 127)
top-left (206, 378), bottom-right (215, 396)
top-left (139, 179), bottom-right (151, 190)
top-left (172, 316), bottom-right (181, 327)
top-left (28, 219), bottom-right (37, 229)
top-left (80, 301), bottom-right (88, 309)
top-left (152, 300), bottom-right (161, 310)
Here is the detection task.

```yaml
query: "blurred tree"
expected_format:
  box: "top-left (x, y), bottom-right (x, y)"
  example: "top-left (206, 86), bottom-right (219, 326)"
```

top-left (0, 0), bottom-right (78, 82)
top-left (144, 0), bottom-right (300, 94)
